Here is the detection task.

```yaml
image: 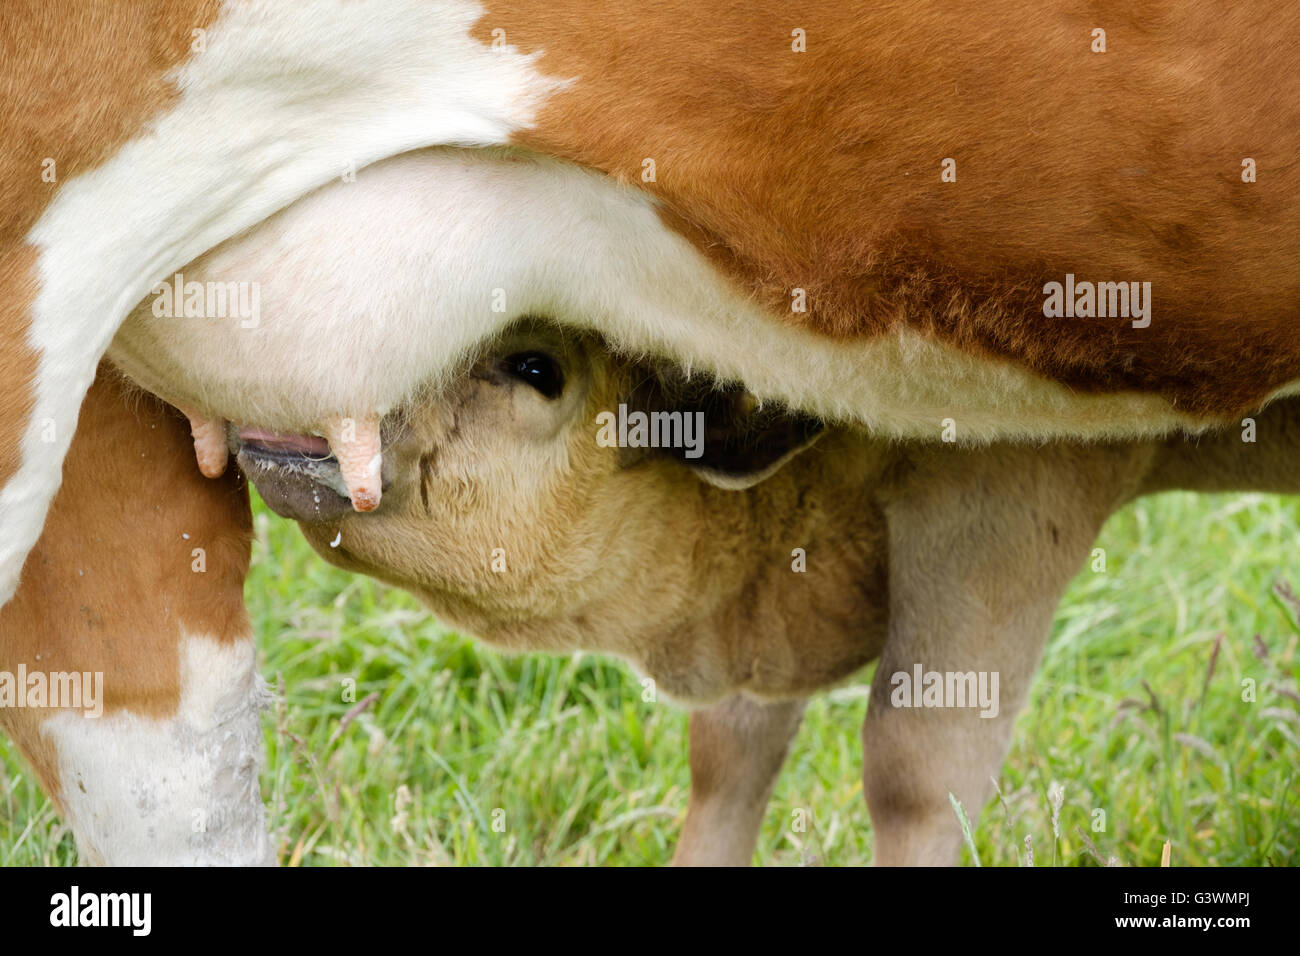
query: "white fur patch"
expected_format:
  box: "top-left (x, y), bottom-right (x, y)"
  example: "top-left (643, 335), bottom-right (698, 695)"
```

top-left (42, 635), bottom-right (273, 866)
top-left (0, 0), bottom-right (564, 605)
top-left (113, 147), bottom-right (1262, 447)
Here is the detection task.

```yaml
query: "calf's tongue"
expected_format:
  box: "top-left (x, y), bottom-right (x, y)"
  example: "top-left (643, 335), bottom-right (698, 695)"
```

top-left (322, 413), bottom-right (383, 512)
top-left (237, 426), bottom-right (331, 457)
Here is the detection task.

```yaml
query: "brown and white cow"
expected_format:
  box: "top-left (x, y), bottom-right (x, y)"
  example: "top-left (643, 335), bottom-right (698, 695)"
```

top-left (2, 3), bottom-right (1298, 864)
top-left (10, 146), bottom-right (1300, 865)
top-left (104, 147), bottom-right (1300, 865)
top-left (5, 2), bottom-right (1300, 593)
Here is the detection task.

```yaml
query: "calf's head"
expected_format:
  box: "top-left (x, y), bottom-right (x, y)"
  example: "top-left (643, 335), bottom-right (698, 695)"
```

top-left (237, 322), bottom-right (889, 703)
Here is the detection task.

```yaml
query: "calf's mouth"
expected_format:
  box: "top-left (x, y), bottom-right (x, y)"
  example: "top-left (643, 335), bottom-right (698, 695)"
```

top-left (233, 425), bottom-right (389, 523)
top-left (177, 407), bottom-right (387, 514)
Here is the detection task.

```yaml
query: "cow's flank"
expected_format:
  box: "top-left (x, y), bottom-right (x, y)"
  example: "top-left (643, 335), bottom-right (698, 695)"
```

top-left (10, 3), bottom-right (1300, 606)
top-left (484, 0), bottom-right (1300, 415)
top-left (8, 1), bottom-right (1300, 604)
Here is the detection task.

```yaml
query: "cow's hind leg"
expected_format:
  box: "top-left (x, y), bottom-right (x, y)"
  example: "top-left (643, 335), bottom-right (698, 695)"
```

top-left (863, 442), bottom-right (1149, 865)
top-left (0, 366), bottom-right (272, 865)
top-left (673, 694), bottom-right (806, 866)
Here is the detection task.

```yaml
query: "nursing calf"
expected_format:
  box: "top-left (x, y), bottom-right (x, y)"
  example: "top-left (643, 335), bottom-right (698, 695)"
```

top-left (4, 325), bottom-right (1297, 863)
top-left (221, 319), bottom-right (1299, 865)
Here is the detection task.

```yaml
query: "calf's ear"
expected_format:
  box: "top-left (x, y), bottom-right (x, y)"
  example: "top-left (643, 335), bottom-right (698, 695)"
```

top-left (619, 366), bottom-right (825, 489)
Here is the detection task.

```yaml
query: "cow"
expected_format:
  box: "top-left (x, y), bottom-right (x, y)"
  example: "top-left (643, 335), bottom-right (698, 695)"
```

top-left (6, 144), bottom-right (1299, 863)
top-left (5, 2), bottom-right (1300, 593)
top-left (2, 2), bottom-right (1298, 864)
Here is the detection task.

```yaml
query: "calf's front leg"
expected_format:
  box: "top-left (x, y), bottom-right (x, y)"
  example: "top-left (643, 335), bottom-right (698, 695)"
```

top-left (673, 695), bottom-right (806, 866)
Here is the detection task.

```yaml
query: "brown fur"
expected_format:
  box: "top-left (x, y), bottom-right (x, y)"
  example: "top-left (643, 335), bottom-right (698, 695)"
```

top-left (482, 1), bottom-right (1300, 418)
top-left (675, 696), bottom-right (806, 866)
top-left (4, 328), bottom-right (1295, 864)
top-left (4, 3), bottom-right (1299, 862)
top-left (0, 0), bottom-right (221, 482)
top-left (0, 248), bottom-right (37, 486)
top-left (0, 365), bottom-right (251, 805)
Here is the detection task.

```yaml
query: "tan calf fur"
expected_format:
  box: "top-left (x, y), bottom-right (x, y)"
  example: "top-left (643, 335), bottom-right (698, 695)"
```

top-left (230, 320), bottom-right (1300, 865)
top-left (674, 696), bottom-right (807, 866)
top-left (278, 325), bottom-right (891, 706)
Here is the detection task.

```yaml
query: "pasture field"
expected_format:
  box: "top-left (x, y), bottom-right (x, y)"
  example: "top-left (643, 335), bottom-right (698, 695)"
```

top-left (3, 490), bottom-right (1297, 866)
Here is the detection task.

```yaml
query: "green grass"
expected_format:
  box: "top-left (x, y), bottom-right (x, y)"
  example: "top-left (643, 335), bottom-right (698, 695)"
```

top-left (3, 491), bottom-right (1298, 866)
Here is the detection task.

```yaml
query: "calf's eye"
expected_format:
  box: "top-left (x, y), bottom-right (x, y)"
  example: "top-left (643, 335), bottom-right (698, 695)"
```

top-left (501, 352), bottom-right (564, 399)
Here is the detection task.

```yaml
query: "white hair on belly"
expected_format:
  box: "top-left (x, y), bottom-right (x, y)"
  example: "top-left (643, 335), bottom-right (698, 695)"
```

top-left (2, 0), bottom-right (563, 606)
top-left (114, 146), bottom-right (1223, 450)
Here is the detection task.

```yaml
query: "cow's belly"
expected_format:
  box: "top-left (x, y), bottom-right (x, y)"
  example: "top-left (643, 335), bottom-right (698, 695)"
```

top-left (110, 147), bottom-right (1287, 443)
